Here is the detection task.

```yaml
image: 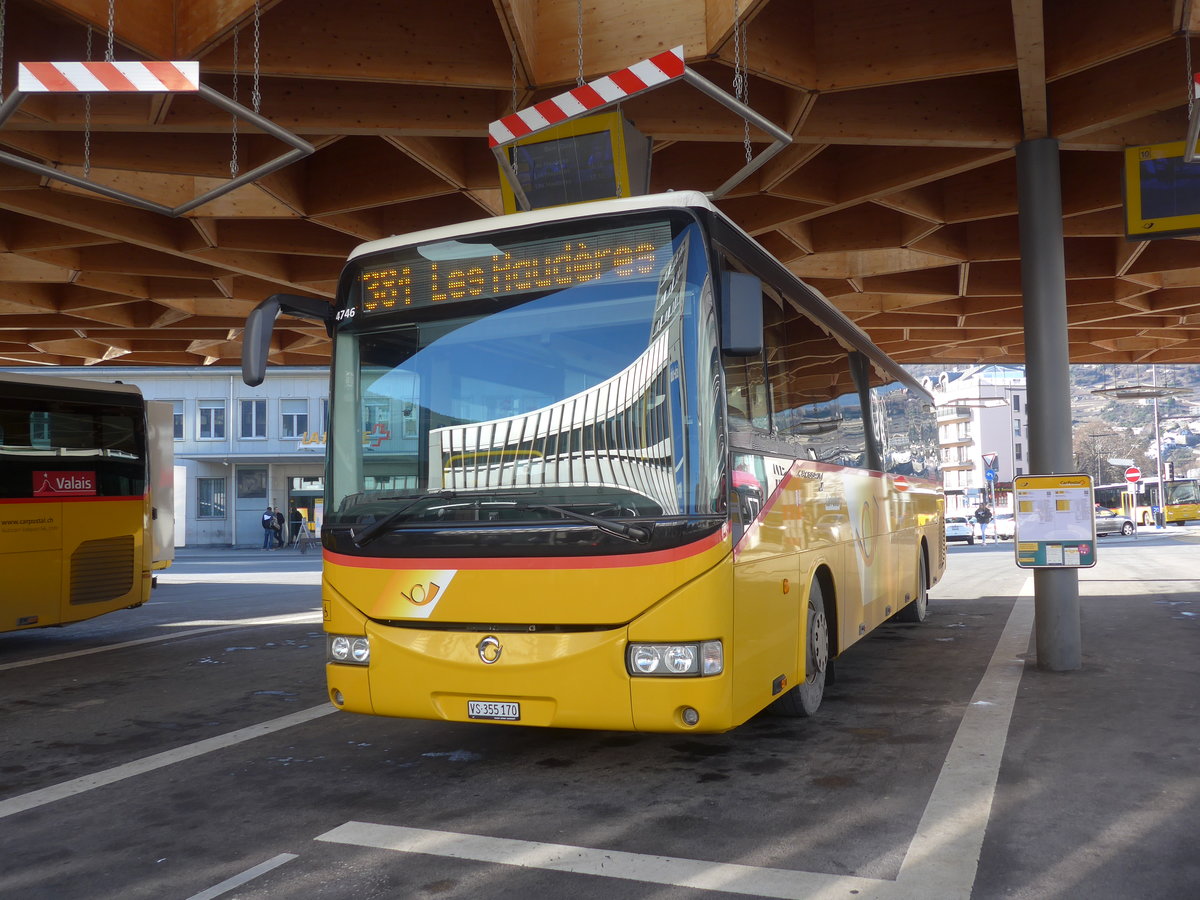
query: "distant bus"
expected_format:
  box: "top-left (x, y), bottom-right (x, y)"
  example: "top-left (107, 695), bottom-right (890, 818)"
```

top-left (0, 373), bottom-right (173, 632)
top-left (244, 190), bottom-right (945, 733)
top-left (1094, 479), bottom-right (1200, 525)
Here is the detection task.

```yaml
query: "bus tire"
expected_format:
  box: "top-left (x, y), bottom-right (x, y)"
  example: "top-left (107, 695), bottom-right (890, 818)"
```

top-left (770, 580), bottom-right (829, 718)
top-left (898, 553), bottom-right (929, 623)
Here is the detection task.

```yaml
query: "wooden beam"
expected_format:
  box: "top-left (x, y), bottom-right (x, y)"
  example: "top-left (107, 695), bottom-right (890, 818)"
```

top-left (1011, 0), bottom-right (1049, 139)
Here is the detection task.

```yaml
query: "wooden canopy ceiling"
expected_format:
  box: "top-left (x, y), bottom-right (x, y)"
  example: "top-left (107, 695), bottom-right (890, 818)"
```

top-left (2, 0), bottom-right (1200, 368)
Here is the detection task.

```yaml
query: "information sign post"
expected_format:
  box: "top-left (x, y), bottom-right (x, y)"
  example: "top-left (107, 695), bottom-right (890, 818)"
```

top-left (1013, 473), bottom-right (1097, 568)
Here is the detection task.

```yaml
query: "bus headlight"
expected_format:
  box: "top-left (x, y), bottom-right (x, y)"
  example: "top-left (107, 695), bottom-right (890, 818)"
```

top-left (627, 641), bottom-right (723, 676)
top-left (328, 635), bottom-right (370, 665)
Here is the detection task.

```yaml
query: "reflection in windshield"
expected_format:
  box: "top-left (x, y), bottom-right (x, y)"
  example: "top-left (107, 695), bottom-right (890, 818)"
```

top-left (328, 216), bottom-right (721, 528)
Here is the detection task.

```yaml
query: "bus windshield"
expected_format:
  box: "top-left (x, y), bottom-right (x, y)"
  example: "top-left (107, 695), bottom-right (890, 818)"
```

top-left (326, 210), bottom-right (724, 533)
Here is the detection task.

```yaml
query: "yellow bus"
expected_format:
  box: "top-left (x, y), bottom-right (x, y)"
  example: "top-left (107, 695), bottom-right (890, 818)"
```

top-left (0, 373), bottom-right (173, 632)
top-left (1094, 479), bottom-right (1200, 525)
top-left (243, 191), bottom-right (945, 732)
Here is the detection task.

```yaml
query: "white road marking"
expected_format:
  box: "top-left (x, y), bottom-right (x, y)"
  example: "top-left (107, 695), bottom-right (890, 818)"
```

top-left (316, 581), bottom-right (1036, 900)
top-left (317, 822), bottom-right (884, 899)
top-left (0, 704), bottom-right (335, 820)
top-left (184, 853), bottom-right (299, 900)
top-left (0, 612), bottom-right (321, 671)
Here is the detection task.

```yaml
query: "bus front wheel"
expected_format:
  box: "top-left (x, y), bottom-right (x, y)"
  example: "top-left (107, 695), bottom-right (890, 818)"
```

top-left (771, 580), bottom-right (829, 718)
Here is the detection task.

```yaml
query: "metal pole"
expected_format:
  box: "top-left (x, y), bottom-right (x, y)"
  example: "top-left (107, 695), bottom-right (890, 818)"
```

top-left (1017, 138), bottom-right (1081, 672)
top-left (1152, 365), bottom-right (1165, 527)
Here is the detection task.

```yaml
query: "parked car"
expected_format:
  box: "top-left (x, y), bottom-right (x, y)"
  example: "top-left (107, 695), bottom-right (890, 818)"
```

top-left (946, 515), bottom-right (975, 544)
top-left (993, 513), bottom-right (1016, 540)
top-left (1095, 508), bottom-right (1135, 536)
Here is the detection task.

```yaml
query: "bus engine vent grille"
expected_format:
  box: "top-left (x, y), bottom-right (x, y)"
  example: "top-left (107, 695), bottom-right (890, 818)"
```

top-left (70, 535), bottom-right (135, 604)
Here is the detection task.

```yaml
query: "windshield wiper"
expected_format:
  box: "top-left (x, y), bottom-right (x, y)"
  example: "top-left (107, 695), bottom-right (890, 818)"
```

top-left (350, 496), bottom-right (436, 547)
top-left (533, 504), bottom-right (653, 544)
top-left (350, 489), bottom-right (542, 547)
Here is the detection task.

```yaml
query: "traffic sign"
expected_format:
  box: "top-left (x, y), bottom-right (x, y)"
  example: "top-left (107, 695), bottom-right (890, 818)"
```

top-left (1124, 466), bottom-right (1141, 483)
top-left (985, 469), bottom-right (997, 481)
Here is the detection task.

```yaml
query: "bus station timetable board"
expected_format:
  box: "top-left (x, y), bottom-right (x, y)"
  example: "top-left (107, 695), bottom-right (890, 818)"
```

top-left (1012, 474), bottom-right (1097, 569)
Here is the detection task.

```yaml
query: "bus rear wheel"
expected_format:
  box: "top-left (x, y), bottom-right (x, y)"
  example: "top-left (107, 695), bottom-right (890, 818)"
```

top-left (771, 580), bottom-right (829, 718)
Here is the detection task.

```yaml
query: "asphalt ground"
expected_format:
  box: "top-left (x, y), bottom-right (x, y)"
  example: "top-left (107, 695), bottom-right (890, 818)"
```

top-left (0, 528), bottom-right (1196, 900)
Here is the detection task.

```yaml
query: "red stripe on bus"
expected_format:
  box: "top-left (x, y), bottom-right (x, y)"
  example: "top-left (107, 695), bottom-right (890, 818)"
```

top-left (325, 529), bottom-right (726, 571)
top-left (0, 494), bottom-right (146, 504)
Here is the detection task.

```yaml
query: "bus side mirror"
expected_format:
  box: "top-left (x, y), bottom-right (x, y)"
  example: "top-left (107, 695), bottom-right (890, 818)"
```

top-left (242, 294), bottom-right (334, 387)
top-left (720, 271), bottom-right (763, 356)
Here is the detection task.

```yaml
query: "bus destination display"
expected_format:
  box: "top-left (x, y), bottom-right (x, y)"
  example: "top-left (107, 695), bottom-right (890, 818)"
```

top-left (358, 222), bottom-right (670, 314)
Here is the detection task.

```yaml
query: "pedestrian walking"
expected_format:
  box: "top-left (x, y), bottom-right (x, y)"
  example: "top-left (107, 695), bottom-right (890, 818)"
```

top-left (273, 507), bottom-right (286, 548)
top-left (261, 506), bottom-right (276, 550)
top-left (974, 503), bottom-right (993, 544)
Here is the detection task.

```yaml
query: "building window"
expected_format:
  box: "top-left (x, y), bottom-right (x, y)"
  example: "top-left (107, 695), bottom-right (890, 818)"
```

top-left (1016, 467), bottom-right (1024, 476)
top-left (198, 400), bottom-right (226, 440)
top-left (281, 399), bottom-right (308, 438)
top-left (1014, 419), bottom-right (1021, 436)
top-left (1015, 443), bottom-right (1023, 460)
top-left (240, 398), bottom-right (267, 439)
top-left (197, 477), bottom-right (226, 518)
top-left (1012, 394), bottom-right (1021, 412)
top-left (172, 401), bottom-right (184, 440)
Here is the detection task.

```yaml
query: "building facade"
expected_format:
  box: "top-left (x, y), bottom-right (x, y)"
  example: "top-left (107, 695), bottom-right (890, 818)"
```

top-left (2, 366), bottom-right (329, 548)
top-left (922, 365), bottom-right (1028, 515)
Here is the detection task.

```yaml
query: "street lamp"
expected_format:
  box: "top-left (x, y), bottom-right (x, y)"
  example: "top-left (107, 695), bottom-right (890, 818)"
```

top-left (1091, 365), bottom-right (1192, 526)
top-left (1088, 431), bottom-right (1117, 483)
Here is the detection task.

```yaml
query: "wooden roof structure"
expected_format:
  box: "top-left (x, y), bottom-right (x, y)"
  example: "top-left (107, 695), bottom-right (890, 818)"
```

top-left (2, 0), bottom-right (1200, 368)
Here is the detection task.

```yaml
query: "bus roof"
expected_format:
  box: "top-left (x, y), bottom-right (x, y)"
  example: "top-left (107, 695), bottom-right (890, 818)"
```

top-left (348, 191), bottom-right (719, 261)
top-left (0, 371), bottom-right (144, 398)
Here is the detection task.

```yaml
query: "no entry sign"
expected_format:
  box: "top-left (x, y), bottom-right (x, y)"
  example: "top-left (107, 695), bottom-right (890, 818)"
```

top-left (1125, 466), bottom-right (1141, 483)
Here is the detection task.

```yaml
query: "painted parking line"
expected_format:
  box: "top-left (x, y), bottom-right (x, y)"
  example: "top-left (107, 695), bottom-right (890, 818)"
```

top-left (185, 853), bottom-right (298, 900)
top-left (0, 612), bottom-right (321, 671)
top-left (0, 704), bottom-right (335, 820)
top-left (317, 581), bottom-right (1035, 900)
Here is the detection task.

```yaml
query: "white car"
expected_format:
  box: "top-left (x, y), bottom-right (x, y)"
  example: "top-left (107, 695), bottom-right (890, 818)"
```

top-left (945, 515), bottom-right (975, 544)
top-left (993, 514), bottom-right (1016, 540)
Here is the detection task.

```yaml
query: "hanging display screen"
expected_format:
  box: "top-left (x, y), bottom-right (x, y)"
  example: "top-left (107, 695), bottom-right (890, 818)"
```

top-left (356, 221), bottom-right (671, 315)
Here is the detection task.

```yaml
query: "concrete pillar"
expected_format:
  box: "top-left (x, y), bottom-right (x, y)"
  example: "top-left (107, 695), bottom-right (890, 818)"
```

top-left (1016, 138), bottom-right (1082, 671)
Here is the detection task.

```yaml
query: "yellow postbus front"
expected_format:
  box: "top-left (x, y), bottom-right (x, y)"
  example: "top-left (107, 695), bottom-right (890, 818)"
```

top-left (300, 192), bottom-right (943, 733)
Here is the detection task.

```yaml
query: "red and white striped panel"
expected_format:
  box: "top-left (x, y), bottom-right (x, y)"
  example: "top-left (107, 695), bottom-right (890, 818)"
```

top-left (488, 46), bottom-right (685, 147)
top-left (18, 61), bottom-right (200, 93)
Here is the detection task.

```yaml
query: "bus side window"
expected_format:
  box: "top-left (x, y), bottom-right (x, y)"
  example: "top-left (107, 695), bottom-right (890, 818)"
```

top-left (722, 268), bottom-right (770, 437)
top-left (769, 302), bottom-right (857, 465)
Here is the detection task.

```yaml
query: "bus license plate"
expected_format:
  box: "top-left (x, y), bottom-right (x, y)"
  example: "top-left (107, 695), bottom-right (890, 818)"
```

top-left (468, 700), bottom-right (520, 721)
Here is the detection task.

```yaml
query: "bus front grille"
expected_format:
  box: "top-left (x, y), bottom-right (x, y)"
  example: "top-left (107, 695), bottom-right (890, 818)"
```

top-left (70, 535), bottom-right (135, 604)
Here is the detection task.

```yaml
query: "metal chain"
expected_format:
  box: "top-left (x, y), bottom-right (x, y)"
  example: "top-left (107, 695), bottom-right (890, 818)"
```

top-left (251, 0), bottom-right (261, 113)
top-left (733, 0), bottom-right (751, 163)
top-left (84, 26), bottom-right (93, 177)
top-left (0, 0), bottom-right (7, 101)
top-left (1187, 30), bottom-right (1194, 121)
top-left (576, 0), bottom-right (585, 86)
top-left (230, 29), bottom-right (240, 177)
top-left (106, 0), bottom-right (115, 62)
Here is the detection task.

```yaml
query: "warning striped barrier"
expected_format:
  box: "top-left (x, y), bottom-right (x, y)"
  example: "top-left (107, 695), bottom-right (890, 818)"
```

top-left (488, 46), bottom-right (685, 147)
top-left (17, 61), bottom-right (200, 93)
